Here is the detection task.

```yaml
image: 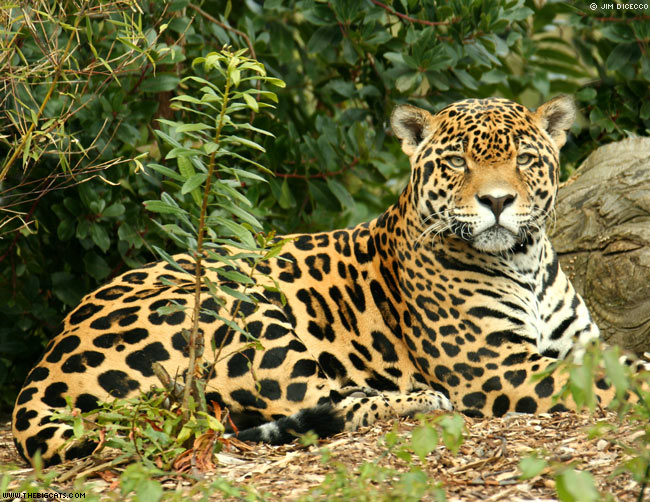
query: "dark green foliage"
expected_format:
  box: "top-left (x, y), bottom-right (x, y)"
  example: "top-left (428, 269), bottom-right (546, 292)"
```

top-left (1, 0), bottom-right (649, 409)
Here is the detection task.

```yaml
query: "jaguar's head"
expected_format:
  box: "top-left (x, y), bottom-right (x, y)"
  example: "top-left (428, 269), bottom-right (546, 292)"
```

top-left (391, 96), bottom-right (575, 253)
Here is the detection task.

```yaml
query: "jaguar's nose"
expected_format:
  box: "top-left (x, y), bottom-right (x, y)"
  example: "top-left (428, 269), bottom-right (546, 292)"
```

top-left (476, 193), bottom-right (516, 220)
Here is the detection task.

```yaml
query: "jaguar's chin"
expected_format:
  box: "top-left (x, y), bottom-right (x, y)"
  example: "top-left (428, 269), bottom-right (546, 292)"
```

top-left (471, 225), bottom-right (519, 253)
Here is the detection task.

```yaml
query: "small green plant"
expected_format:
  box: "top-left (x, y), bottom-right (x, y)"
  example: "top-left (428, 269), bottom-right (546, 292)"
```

top-left (382, 413), bottom-right (466, 464)
top-left (301, 460), bottom-right (445, 502)
top-left (519, 342), bottom-right (650, 502)
top-left (143, 47), bottom-right (287, 423)
top-left (296, 414), bottom-right (462, 501)
top-left (53, 388), bottom-right (227, 470)
top-left (1, 460), bottom-right (271, 502)
top-left (53, 48), bottom-right (287, 471)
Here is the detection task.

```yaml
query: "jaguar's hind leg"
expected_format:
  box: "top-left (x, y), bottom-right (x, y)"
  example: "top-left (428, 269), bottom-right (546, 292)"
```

top-left (236, 387), bottom-right (452, 444)
top-left (336, 387), bottom-right (453, 431)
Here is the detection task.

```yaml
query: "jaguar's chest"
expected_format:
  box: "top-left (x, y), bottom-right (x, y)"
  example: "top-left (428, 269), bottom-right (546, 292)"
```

top-left (390, 236), bottom-right (551, 348)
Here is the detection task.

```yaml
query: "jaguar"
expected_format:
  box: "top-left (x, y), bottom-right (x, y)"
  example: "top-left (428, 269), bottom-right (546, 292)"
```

top-left (13, 96), bottom-right (619, 467)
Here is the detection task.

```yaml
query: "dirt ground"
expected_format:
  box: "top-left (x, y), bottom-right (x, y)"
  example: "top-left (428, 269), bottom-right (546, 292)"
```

top-left (1, 410), bottom-right (645, 501)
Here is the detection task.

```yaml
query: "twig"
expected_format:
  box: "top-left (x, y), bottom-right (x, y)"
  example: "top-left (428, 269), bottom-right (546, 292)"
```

top-left (128, 62), bottom-right (153, 95)
top-left (275, 157), bottom-right (360, 180)
top-left (369, 0), bottom-right (458, 27)
top-left (0, 4), bottom-right (86, 184)
top-left (183, 56), bottom-right (233, 421)
top-left (187, 3), bottom-right (256, 59)
top-left (0, 199), bottom-right (40, 264)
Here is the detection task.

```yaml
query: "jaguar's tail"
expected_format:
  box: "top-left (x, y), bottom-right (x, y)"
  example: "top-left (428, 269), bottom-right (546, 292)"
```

top-left (235, 404), bottom-right (345, 444)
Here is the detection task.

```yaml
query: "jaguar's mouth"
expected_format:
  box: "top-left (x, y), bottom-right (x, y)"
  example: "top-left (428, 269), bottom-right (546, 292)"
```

top-left (470, 224), bottom-right (519, 253)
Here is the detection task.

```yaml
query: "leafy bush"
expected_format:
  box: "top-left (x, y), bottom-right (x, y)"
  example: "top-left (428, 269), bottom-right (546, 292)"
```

top-left (518, 342), bottom-right (650, 501)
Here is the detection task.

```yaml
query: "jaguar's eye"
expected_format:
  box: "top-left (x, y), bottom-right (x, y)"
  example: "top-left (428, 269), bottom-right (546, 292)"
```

top-left (517, 153), bottom-right (534, 166)
top-left (446, 155), bottom-right (466, 169)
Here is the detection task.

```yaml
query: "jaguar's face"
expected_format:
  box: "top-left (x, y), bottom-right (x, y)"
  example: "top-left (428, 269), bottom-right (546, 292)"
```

top-left (392, 96), bottom-right (575, 253)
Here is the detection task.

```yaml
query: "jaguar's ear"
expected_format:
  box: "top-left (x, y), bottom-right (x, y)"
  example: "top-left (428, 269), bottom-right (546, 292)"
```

top-left (535, 95), bottom-right (576, 149)
top-left (391, 105), bottom-right (435, 157)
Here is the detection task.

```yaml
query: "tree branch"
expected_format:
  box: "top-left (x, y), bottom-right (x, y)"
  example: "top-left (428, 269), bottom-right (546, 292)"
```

top-left (187, 3), bottom-right (256, 60)
top-left (369, 0), bottom-right (458, 27)
top-left (275, 157), bottom-right (360, 180)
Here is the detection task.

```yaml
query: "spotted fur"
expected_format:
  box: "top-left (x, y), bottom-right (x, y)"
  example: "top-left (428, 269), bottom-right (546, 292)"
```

top-left (13, 96), bottom-right (617, 466)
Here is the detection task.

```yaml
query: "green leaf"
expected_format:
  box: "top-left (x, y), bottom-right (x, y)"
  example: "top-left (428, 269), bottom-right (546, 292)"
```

top-left (219, 284), bottom-right (255, 304)
top-left (307, 25), bottom-right (342, 53)
top-left (480, 68), bottom-right (506, 84)
top-left (166, 147), bottom-right (207, 159)
top-left (278, 178), bottom-right (295, 209)
top-left (263, 238), bottom-right (294, 260)
top-left (223, 167), bottom-right (268, 182)
top-left (212, 179), bottom-right (253, 207)
top-left (140, 74), bottom-right (181, 93)
top-left (465, 40), bottom-right (500, 66)
top-left (51, 271), bottom-right (82, 306)
top-left (198, 411), bottom-right (226, 432)
top-left (176, 122), bottom-right (212, 133)
top-left (601, 24), bottom-right (635, 43)
top-left (144, 200), bottom-right (189, 216)
top-left (215, 267), bottom-right (254, 285)
top-left (152, 245), bottom-right (190, 275)
top-left (148, 163), bottom-right (185, 182)
top-left (439, 414), bottom-right (464, 454)
top-left (223, 151), bottom-right (273, 175)
top-left (384, 51), bottom-right (406, 65)
top-left (242, 92), bottom-right (259, 112)
top-left (229, 68), bottom-right (241, 87)
top-left (57, 218), bottom-right (75, 241)
top-left (210, 216), bottom-right (256, 248)
top-left (606, 44), bottom-right (634, 72)
top-left (264, 77), bottom-right (286, 88)
top-left (411, 423), bottom-right (438, 461)
top-left (177, 155), bottom-right (198, 183)
top-left (602, 348), bottom-right (629, 400)
top-left (22, 131), bottom-right (32, 166)
top-left (395, 72), bottom-right (419, 92)
top-left (214, 314), bottom-right (251, 338)
top-left (641, 100), bottom-right (650, 120)
top-left (222, 202), bottom-right (263, 230)
top-left (84, 252), bottom-right (111, 281)
top-left (181, 173), bottom-right (207, 195)
top-left (136, 479), bottom-right (163, 502)
top-left (641, 57), bottom-right (650, 81)
top-left (156, 304), bottom-right (188, 316)
top-left (576, 87), bottom-right (597, 101)
top-left (569, 365), bottom-right (595, 410)
top-left (223, 136), bottom-right (265, 152)
top-left (519, 455), bottom-right (547, 480)
top-left (90, 224), bottom-right (110, 253)
top-left (556, 469), bottom-right (599, 502)
top-left (452, 68), bottom-right (478, 90)
top-left (102, 203), bottom-right (125, 219)
top-left (171, 94), bottom-right (206, 106)
top-left (154, 129), bottom-right (184, 149)
top-left (326, 178), bottom-right (355, 209)
top-left (73, 416), bottom-right (84, 439)
top-left (233, 122), bottom-right (275, 138)
top-left (536, 48), bottom-right (579, 66)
